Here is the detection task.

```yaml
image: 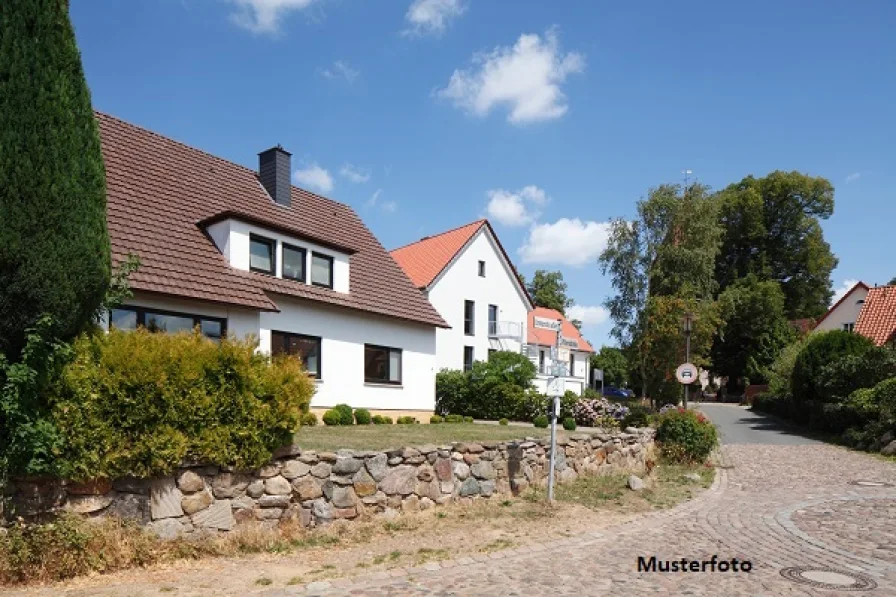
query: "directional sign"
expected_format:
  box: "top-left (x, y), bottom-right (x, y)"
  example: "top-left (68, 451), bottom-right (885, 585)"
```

top-left (550, 362), bottom-right (567, 377)
top-left (559, 336), bottom-right (579, 349)
top-left (534, 316), bottom-right (562, 331)
top-left (593, 368), bottom-right (604, 382)
top-left (546, 377), bottom-right (565, 397)
top-left (676, 362), bottom-right (698, 384)
top-left (558, 347), bottom-right (570, 362)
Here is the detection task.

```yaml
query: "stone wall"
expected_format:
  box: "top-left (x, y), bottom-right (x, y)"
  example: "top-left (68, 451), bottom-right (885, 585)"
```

top-left (2, 428), bottom-right (655, 538)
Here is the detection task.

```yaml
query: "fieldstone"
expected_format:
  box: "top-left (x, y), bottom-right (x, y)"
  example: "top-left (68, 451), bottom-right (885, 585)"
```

top-left (311, 499), bottom-right (333, 522)
top-left (556, 437), bottom-right (569, 446)
top-left (298, 452), bottom-right (319, 464)
top-left (64, 494), bottom-right (115, 514)
top-left (511, 478), bottom-right (529, 494)
top-left (458, 442), bottom-right (484, 454)
top-left (265, 475), bottom-right (292, 496)
top-left (191, 499), bottom-right (235, 530)
top-left (480, 480), bottom-right (496, 497)
top-left (181, 489), bottom-right (213, 515)
top-left (233, 508), bottom-right (255, 524)
top-left (386, 494), bottom-right (403, 509)
top-left (258, 494), bottom-right (291, 508)
top-left (603, 441), bottom-right (618, 454)
top-left (881, 440), bottom-right (896, 457)
top-left (453, 461), bottom-right (470, 480)
top-left (559, 468), bottom-right (578, 483)
top-left (463, 453), bottom-right (480, 465)
top-left (105, 493), bottom-right (149, 523)
top-left (415, 479), bottom-right (440, 501)
top-left (333, 456), bottom-right (363, 475)
top-left (405, 455), bottom-right (426, 465)
top-left (311, 462), bottom-right (332, 478)
top-left (417, 444), bottom-right (438, 455)
top-left (440, 480), bottom-right (454, 494)
top-left (272, 442), bottom-right (302, 459)
top-left (401, 447), bottom-right (422, 459)
top-left (176, 470), bottom-right (204, 493)
top-left (352, 468), bottom-right (377, 497)
top-left (881, 431), bottom-right (895, 446)
top-left (150, 478), bottom-right (184, 520)
top-left (379, 465), bottom-right (418, 495)
top-left (67, 478), bottom-right (112, 496)
top-left (628, 475), bottom-right (645, 491)
top-left (417, 465), bottom-right (434, 482)
top-left (321, 480), bottom-right (334, 500)
top-left (332, 475), bottom-right (354, 486)
top-left (435, 495), bottom-right (453, 506)
top-left (112, 476), bottom-right (151, 495)
top-left (257, 464), bottom-right (280, 478)
top-left (333, 507), bottom-right (358, 519)
top-left (451, 452), bottom-right (464, 461)
top-left (403, 495), bottom-right (420, 512)
top-left (318, 452), bottom-right (338, 463)
top-left (292, 477), bottom-right (323, 500)
top-left (231, 495), bottom-right (255, 510)
top-left (434, 458), bottom-right (453, 482)
top-left (482, 441), bottom-right (500, 450)
top-left (281, 460), bottom-right (312, 480)
top-left (246, 480), bottom-right (265, 498)
top-left (419, 497), bottom-right (434, 510)
top-left (459, 477), bottom-right (481, 497)
top-left (366, 453), bottom-right (389, 481)
top-left (381, 507), bottom-right (400, 520)
top-left (471, 461), bottom-right (496, 480)
top-left (148, 518), bottom-right (186, 540)
top-left (211, 473), bottom-right (251, 499)
top-left (254, 508), bottom-right (284, 520)
top-left (332, 486), bottom-right (357, 508)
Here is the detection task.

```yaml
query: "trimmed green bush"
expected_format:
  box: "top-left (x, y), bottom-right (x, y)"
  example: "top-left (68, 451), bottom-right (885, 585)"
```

top-left (354, 408), bottom-right (372, 425)
top-left (300, 412), bottom-right (318, 427)
top-left (562, 417), bottom-right (576, 431)
top-left (463, 416), bottom-right (474, 423)
top-left (444, 414), bottom-right (464, 423)
top-left (498, 418), bottom-right (509, 426)
top-left (48, 329), bottom-right (314, 480)
top-left (397, 416), bottom-right (417, 425)
top-left (621, 404), bottom-right (652, 429)
top-left (435, 352), bottom-right (537, 420)
top-left (792, 331), bottom-right (875, 404)
top-left (372, 415), bottom-right (393, 425)
top-left (429, 415), bottom-right (443, 424)
top-left (322, 410), bottom-right (341, 426)
top-left (330, 404), bottom-right (354, 426)
top-left (656, 409), bottom-right (717, 463)
top-left (533, 415), bottom-right (549, 429)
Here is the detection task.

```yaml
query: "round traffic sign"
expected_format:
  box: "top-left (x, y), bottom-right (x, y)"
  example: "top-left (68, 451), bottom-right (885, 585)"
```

top-left (676, 363), bottom-right (698, 384)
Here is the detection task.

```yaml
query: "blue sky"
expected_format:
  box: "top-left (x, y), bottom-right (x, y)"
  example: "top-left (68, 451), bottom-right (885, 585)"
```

top-left (70, 0), bottom-right (896, 349)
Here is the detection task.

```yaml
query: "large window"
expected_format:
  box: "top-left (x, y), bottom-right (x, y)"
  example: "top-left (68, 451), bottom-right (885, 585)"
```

top-left (282, 243), bottom-right (306, 282)
top-left (463, 346), bottom-right (474, 371)
top-left (311, 252), bottom-right (334, 288)
top-left (249, 234), bottom-right (275, 274)
top-left (109, 306), bottom-right (226, 340)
top-left (365, 344), bottom-right (402, 384)
top-left (464, 300), bottom-right (475, 335)
top-left (271, 331), bottom-right (321, 378)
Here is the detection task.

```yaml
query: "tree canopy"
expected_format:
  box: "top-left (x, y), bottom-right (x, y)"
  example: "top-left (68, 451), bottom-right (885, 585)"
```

top-left (522, 270), bottom-right (574, 315)
top-left (590, 346), bottom-right (629, 387)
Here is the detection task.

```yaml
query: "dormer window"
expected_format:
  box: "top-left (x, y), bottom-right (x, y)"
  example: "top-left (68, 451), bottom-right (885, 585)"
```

top-left (311, 252), bottom-right (334, 288)
top-left (282, 243), bottom-right (307, 283)
top-left (249, 234), bottom-right (275, 275)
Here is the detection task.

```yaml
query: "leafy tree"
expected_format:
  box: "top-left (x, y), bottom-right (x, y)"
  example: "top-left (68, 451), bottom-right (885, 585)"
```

top-left (715, 171), bottom-right (837, 320)
top-left (888, 276), bottom-right (896, 286)
top-left (792, 330), bottom-right (875, 405)
top-left (711, 276), bottom-right (794, 393)
top-left (0, 0), bottom-right (111, 359)
top-left (590, 346), bottom-right (629, 387)
top-left (525, 270), bottom-right (574, 314)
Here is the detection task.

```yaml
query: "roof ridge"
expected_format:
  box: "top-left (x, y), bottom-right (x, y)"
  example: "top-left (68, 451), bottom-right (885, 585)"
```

top-left (94, 110), bottom-right (352, 210)
top-left (390, 218), bottom-right (486, 253)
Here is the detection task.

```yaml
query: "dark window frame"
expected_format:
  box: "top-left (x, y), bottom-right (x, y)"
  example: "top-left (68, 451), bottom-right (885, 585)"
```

top-left (478, 260), bottom-right (486, 277)
top-left (249, 233), bottom-right (276, 275)
top-left (569, 353), bottom-right (576, 378)
top-left (464, 300), bottom-right (475, 336)
top-left (271, 331), bottom-right (322, 378)
top-left (108, 305), bottom-right (227, 339)
top-left (488, 304), bottom-right (498, 336)
top-left (364, 343), bottom-right (403, 385)
top-left (463, 346), bottom-right (474, 371)
top-left (539, 349), bottom-right (546, 374)
top-left (281, 242), bottom-right (307, 283)
top-left (310, 251), bottom-right (335, 289)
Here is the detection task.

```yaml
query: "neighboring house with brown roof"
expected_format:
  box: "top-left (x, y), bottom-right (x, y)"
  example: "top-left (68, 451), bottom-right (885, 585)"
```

top-left (813, 281), bottom-right (870, 333)
top-left (390, 220), bottom-right (533, 373)
top-left (855, 285), bottom-right (896, 346)
top-left (526, 307), bottom-right (595, 395)
top-left (98, 112), bottom-right (447, 412)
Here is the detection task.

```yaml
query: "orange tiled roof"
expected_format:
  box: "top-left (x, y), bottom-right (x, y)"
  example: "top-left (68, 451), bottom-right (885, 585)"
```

top-left (815, 281), bottom-right (869, 327)
top-left (856, 286), bottom-right (896, 346)
top-left (389, 220), bottom-right (490, 288)
top-left (527, 307), bottom-right (595, 353)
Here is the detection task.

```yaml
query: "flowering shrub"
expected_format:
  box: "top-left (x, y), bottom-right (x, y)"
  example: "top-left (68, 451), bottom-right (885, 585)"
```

top-left (573, 398), bottom-right (630, 427)
top-left (656, 408), bottom-right (717, 463)
top-left (659, 403), bottom-right (679, 415)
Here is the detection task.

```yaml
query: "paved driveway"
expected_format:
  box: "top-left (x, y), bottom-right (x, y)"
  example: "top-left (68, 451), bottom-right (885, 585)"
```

top-left (282, 404), bottom-right (896, 596)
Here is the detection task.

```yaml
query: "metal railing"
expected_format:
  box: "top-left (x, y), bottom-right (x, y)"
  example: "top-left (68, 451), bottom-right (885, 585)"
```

top-left (488, 320), bottom-right (523, 341)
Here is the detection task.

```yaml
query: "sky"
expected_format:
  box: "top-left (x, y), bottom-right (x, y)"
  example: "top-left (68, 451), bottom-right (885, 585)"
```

top-left (70, 0), bottom-right (896, 349)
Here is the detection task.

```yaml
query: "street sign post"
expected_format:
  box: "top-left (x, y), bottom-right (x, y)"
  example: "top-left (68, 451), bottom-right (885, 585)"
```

top-left (546, 317), bottom-right (563, 504)
top-left (534, 316), bottom-right (562, 331)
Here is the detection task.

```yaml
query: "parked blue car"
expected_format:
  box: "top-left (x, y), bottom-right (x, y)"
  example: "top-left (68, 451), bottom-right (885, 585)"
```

top-left (601, 386), bottom-right (634, 399)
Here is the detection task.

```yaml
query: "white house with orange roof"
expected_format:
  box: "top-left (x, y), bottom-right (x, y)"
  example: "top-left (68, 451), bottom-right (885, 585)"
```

top-left (390, 220), bottom-right (534, 372)
top-left (525, 307), bottom-right (595, 395)
top-left (813, 281), bottom-right (870, 333)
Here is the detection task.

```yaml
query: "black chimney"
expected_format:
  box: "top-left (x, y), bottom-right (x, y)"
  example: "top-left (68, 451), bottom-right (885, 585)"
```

top-left (258, 146), bottom-right (292, 207)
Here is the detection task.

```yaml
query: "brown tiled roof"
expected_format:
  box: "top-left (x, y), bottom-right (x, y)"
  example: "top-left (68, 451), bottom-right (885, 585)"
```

top-left (855, 286), bottom-right (896, 346)
top-left (99, 112), bottom-right (447, 328)
top-left (390, 220), bottom-right (487, 288)
top-left (527, 307), bottom-right (595, 353)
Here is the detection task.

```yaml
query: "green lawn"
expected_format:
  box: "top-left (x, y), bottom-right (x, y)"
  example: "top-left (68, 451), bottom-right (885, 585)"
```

top-left (294, 423), bottom-right (553, 452)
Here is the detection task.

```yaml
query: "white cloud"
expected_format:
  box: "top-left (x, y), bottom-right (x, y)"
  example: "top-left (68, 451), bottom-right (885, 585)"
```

top-left (366, 188), bottom-right (382, 207)
top-left (340, 163), bottom-right (371, 183)
top-left (436, 27), bottom-right (585, 125)
top-left (845, 172), bottom-right (866, 184)
top-left (403, 0), bottom-right (466, 37)
top-left (519, 218), bottom-right (611, 266)
top-left (567, 305), bottom-right (610, 326)
top-left (485, 185), bottom-right (548, 226)
top-left (366, 189), bottom-right (397, 213)
top-left (381, 200), bottom-right (398, 213)
top-left (228, 0), bottom-right (318, 34)
top-left (321, 60), bottom-right (360, 84)
top-left (831, 279), bottom-right (859, 306)
top-left (293, 163), bottom-right (333, 193)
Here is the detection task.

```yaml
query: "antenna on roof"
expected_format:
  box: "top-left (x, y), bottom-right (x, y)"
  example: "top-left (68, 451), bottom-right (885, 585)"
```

top-left (682, 169), bottom-right (693, 190)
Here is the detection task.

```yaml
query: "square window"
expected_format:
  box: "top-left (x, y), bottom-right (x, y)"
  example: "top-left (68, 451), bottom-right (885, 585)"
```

top-left (311, 252), bottom-right (334, 288)
top-left (110, 308), bottom-right (137, 330)
top-left (463, 346), bottom-right (474, 371)
top-left (200, 319), bottom-right (223, 339)
top-left (365, 344), bottom-right (402, 384)
top-left (250, 235), bottom-right (275, 274)
top-left (272, 331), bottom-right (321, 378)
top-left (478, 260), bottom-right (486, 277)
top-left (282, 244), bottom-right (306, 282)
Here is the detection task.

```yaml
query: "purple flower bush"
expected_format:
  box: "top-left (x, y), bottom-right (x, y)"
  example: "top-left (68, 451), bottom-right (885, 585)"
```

top-left (573, 397), bottom-right (631, 427)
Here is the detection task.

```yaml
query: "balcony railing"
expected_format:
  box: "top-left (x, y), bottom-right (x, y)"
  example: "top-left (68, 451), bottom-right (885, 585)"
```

top-left (488, 321), bottom-right (523, 341)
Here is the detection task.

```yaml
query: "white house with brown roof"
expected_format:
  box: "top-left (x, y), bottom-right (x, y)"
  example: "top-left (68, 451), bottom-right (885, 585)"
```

top-left (813, 281), bottom-right (870, 333)
top-left (97, 113), bottom-right (447, 412)
top-left (525, 307), bottom-right (595, 395)
top-left (390, 220), bottom-right (534, 373)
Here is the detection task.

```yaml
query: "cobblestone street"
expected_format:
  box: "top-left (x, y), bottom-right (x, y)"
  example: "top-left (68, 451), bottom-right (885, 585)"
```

top-left (278, 405), bottom-right (896, 596)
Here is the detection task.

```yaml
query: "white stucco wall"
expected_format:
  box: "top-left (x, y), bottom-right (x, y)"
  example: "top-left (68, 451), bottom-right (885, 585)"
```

top-left (258, 297), bottom-right (437, 411)
top-left (426, 228), bottom-right (531, 371)
top-left (814, 286), bottom-right (869, 332)
top-left (207, 218), bottom-right (350, 294)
